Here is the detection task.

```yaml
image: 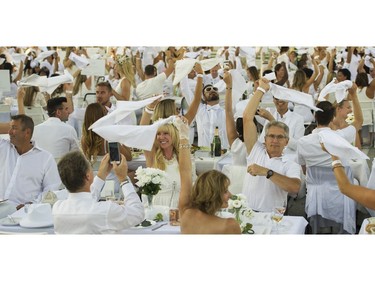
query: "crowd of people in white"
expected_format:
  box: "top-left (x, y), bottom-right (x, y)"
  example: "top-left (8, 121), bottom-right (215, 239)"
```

top-left (1, 45), bottom-right (375, 234)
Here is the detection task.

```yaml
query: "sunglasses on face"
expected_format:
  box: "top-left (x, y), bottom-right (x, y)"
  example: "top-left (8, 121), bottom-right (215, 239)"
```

top-left (204, 86), bottom-right (218, 92)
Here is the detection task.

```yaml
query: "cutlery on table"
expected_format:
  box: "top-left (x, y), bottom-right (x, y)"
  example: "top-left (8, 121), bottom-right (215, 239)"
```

top-left (152, 222), bottom-right (167, 231)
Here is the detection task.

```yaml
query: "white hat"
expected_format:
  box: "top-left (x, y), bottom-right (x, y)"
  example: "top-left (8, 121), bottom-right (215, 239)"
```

top-left (20, 203), bottom-right (54, 228)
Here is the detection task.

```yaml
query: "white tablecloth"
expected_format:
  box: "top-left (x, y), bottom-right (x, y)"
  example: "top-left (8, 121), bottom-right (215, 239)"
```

top-left (0, 208), bottom-right (307, 235)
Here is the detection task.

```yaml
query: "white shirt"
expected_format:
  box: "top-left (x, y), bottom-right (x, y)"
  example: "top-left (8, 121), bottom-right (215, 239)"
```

top-left (135, 72), bottom-right (167, 100)
top-left (32, 117), bottom-right (79, 159)
top-left (180, 76), bottom-right (229, 148)
top-left (53, 177), bottom-right (144, 234)
top-left (242, 141), bottom-right (301, 212)
top-left (296, 126), bottom-right (356, 168)
top-left (231, 138), bottom-right (247, 166)
top-left (0, 139), bottom-right (61, 205)
top-left (258, 109), bottom-right (305, 154)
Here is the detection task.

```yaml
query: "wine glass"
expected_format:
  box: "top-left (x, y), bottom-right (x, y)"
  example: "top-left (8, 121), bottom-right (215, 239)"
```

top-left (271, 199), bottom-right (287, 234)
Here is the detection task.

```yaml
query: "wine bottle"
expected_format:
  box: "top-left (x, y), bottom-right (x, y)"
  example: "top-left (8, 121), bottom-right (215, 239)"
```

top-left (212, 126), bottom-right (221, 157)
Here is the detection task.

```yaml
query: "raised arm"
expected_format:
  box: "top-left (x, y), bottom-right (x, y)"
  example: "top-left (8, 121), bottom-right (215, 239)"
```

top-left (327, 151), bottom-right (375, 210)
top-left (183, 63), bottom-right (203, 125)
top-left (303, 56), bottom-right (319, 92)
top-left (243, 78), bottom-right (270, 155)
top-left (135, 51), bottom-right (145, 81)
top-left (223, 71), bottom-right (238, 146)
top-left (175, 116), bottom-right (192, 215)
top-left (112, 77), bottom-right (131, 101)
top-left (17, 87), bottom-right (25, 115)
top-left (349, 82), bottom-right (363, 131)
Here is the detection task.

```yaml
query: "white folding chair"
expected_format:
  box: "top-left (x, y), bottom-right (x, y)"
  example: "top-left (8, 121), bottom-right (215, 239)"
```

top-left (359, 101), bottom-right (374, 146)
top-left (0, 104), bottom-right (11, 122)
top-left (305, 165), bottom-right (357, 234)
top-left (221, 164), bottom-right (247, 195)
top-left (24, 106), bottom-right (46, 125)
top-left (83, 93), bottom-right (96, 106)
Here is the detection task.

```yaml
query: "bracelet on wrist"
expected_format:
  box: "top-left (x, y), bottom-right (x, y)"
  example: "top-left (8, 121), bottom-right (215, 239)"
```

top-left (331, 160), bottom-right (342, 167)
top-left (257, 87), bottom-right (267, 94)
top-left (120, 177), bottom-right (131, 186)
top-left (196, 74), bottom-right (204, 78)
top-left (332, 165), bottom-right (344, 171)
top-left (179, 143), bottom-right (191, 149)
top-left (144, 106), bottom-right (154, 114)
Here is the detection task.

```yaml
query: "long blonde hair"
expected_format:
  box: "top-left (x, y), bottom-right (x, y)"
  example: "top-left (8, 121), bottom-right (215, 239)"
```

top-left (152, 123), bottom-right (180, 170)
top-left (116, 55), bottom-right (136, 88)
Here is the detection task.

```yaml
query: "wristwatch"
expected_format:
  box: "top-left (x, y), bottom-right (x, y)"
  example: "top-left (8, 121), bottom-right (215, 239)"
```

top-left (266, 170), bottom-right (274, 179)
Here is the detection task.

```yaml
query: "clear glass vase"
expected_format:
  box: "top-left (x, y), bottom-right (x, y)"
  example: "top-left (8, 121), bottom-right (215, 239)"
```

top-left (147, 194), bottom-right (154, 209)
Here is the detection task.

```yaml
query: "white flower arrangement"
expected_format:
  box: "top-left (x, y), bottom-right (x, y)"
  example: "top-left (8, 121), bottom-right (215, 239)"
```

top-left (345, 113), bottom-right (354, 124)
top-left (227, 194), bottom-right (255, 234)
top-left (135, 166), bottom-right (167, 196)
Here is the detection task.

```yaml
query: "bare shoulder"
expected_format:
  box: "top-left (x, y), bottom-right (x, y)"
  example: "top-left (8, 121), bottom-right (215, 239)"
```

top-left (181, 208), bottom-right (241, 234)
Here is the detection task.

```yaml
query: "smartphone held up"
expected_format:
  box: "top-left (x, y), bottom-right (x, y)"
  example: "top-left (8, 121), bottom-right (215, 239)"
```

top-left (108, 142), bottom-right (121, 164)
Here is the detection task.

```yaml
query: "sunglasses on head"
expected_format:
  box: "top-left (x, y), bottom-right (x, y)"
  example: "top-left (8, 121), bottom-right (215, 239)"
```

top-left (204, 86), bottom-right (218, 92)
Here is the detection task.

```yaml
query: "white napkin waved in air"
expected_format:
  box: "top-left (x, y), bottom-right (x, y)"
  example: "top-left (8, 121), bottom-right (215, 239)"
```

top-left (269, 83), bottom-right (322, 112)
top-left (318, 130), bottom-right (369, 160)
top-left (173, 58), bottom-right (197, 86)
top-left (18, 70), bottom-right (74, 94)
top-left (89, 94), bottom-right (163, 130)
top-left (228, 69), bottom-right (247, 104)
top-left (92, 115), bottom-right (176, 151)
top-left (34, 50), bottom-right (56, 62)
top-left (68, 52), bottom-right (90, 69)
top-left (318, 78), bottom-right (353, 103)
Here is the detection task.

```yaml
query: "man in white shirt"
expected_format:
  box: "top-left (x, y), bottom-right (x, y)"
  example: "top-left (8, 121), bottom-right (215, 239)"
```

top-left (32, 97), bottom-right (79, 159)
top-left (0, 115), bottom-right (61, 209)
top-left (96, 81), bottom-right (116, 113)
top-left (180, 73), bottom-right (229, 149)
top-left (296, 96), bottom-right (360, 234)
top-left (242, 78), bottom-right (301, 212)
top-left (39, 51), bottom-right (64, 77)
top-left (53, 151), bottom-right (144, 234)
top-left (203, 63), bottom-right (221, 86)
top-left (256, 96), bottom-right (305, 160)
top-left (135, 59), bottom-right (175, 100)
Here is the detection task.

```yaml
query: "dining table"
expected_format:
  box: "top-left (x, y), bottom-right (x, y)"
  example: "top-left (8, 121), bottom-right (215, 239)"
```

top-left (0, 205), bottom-right (308, 235)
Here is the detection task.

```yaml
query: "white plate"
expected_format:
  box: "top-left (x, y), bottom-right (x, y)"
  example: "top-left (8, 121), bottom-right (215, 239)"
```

top-left (132, 219), bottom-right (156, 229)
top-left (0, 216), bottom-right (21, 226)
top-left (19, 219), bottom-right (54, 229)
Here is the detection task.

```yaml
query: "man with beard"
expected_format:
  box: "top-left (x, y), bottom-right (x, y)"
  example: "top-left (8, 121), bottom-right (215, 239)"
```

top-left (181, 70), bottom-right (229, 149)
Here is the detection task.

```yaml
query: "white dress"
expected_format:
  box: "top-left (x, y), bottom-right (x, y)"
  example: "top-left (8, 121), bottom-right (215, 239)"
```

top-left (152, 154), bottom-right (197, 208)
top-left (115, 77), bottom-right (137, 125)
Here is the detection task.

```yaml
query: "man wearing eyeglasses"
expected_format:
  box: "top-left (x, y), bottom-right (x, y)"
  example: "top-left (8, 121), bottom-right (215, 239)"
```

top-left (256, 95), bottom-right (305, 161)
top-left (242, 78), bottom-right (301, 212)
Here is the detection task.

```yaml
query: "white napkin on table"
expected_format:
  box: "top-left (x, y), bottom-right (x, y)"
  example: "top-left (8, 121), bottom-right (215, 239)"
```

top-left (318, 130), bottom-right (369, 160)
top-left (92, 116), bottom-right (176, 151)
top-left (89, 95), bottom-right (163, 130)
top-left (318, 78), bottom-right (353, 103)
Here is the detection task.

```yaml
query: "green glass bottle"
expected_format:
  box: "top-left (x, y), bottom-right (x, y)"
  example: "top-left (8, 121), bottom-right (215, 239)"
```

top-left (212, 126), bottom-right (222, 157)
